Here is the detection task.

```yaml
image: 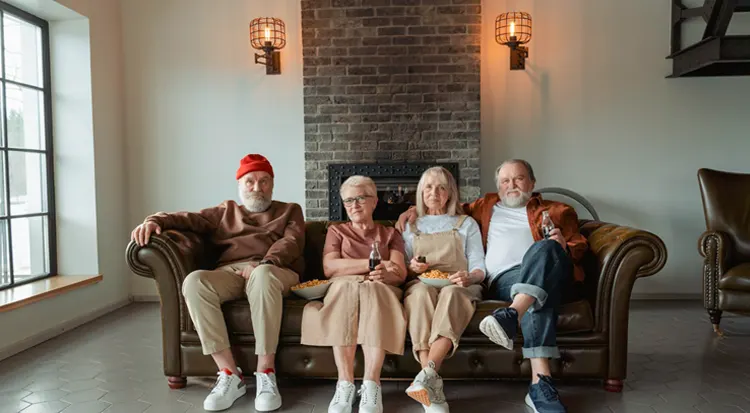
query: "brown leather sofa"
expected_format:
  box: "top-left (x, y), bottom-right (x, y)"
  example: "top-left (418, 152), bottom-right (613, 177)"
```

top-left (698, 168), bottom-right (750, 335)
top-left (126, 219), bottom-right (666, 393)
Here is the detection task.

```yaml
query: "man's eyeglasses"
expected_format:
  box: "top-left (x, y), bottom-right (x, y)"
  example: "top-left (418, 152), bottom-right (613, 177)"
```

top-left (342, 195), bottom-right (373, 206)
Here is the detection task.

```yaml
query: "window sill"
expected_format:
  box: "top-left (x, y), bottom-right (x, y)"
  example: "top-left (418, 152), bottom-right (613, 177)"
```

top-left (0, 275), bottom-right (103, 312)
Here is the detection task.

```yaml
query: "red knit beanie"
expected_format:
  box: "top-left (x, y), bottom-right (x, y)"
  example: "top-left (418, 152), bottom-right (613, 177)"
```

top-left (236, 154), bottom-right (274, 180)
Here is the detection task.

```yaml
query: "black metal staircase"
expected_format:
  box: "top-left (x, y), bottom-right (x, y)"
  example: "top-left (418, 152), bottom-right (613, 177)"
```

top-left (668, 0), bottom-right (750, 77)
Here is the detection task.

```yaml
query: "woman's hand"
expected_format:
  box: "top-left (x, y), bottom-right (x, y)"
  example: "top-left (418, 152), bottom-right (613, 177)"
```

top-left (368, 263), bottom-right (399, 285)
top-left (409, 257), bottom-right (429, 274)
top-left (449, 270), bottom-right (471, 287)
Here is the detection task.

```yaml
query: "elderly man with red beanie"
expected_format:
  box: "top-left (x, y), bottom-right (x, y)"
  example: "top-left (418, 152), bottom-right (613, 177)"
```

top-left (131, 154), bottom-right (305, 412)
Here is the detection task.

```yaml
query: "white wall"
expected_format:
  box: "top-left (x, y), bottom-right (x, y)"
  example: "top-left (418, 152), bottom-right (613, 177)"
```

top-left (482, 0), bottom-right (750, 296)
top-left (0, 0), bottom-right (129, 359)
top-left (123, 0), bottom-right (305, 297)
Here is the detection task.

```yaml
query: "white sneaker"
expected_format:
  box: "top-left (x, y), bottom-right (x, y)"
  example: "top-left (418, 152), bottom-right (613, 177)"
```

top-left (203, 368), bottom-right (246, 411)
top-left (328, 380), bottom-right (356, 413)
top-left (405, 361), bottom-right (449, 412)
top-left (254, 371), bottom-right (282, 411)
top-left (358, 380), bottom-right (383, 413)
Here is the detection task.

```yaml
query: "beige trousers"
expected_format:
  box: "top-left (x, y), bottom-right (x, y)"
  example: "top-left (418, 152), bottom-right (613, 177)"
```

top-left (182, 262), bottom-right (299, 356)
top-left (301, 276), bottom-right (407, 355)
top-left (403, 280), bottom-right (483, 361)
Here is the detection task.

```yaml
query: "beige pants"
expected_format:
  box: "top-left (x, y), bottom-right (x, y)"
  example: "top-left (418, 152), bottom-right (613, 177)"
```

top-left (301, 276), bottom-right (407, 355)
top-left (403, 279), bottom-right (483, 361)
top-left (182, 262), bottom-right (299, 356)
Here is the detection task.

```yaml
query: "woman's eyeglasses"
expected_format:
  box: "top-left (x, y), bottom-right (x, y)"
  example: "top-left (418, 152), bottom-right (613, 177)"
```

top-left (342, 195), bottom-right (373, 206)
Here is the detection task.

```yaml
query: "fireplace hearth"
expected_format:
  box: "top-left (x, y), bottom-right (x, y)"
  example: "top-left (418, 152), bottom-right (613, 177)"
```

top-left (328, 162), bottom-right (459, 221)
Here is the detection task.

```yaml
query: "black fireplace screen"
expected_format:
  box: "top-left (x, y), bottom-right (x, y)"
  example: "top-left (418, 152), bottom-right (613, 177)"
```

top-left (328, 162), bottom-right (460, 221)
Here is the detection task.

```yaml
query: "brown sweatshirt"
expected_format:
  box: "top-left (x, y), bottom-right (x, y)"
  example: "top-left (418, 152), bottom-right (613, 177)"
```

top-left (145, 200), bottom-right (305, 274)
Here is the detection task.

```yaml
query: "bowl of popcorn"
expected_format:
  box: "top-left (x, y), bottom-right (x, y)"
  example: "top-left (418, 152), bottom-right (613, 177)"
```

top-left (291, 279), bottom-right (331, 300)
top-left (418, 270), bottom-right (453, 288)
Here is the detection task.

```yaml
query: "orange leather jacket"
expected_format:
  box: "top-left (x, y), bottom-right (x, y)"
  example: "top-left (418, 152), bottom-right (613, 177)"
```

top-left (463, 192), bottom-right (589, 282)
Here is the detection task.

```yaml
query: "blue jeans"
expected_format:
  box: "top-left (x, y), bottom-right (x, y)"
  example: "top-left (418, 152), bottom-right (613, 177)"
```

top-left (486, 240), bottom-right (572, 359)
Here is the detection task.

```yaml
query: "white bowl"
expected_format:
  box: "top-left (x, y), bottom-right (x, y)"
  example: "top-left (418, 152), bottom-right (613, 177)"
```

top-left (418, 276), bottom-right (453, 288)
top-left (291, 281), bottom-right (331, 300)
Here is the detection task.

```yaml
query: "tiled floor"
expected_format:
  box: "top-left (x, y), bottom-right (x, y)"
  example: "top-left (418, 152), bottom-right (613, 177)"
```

top-left (0, 301), bottom-right (749, 412)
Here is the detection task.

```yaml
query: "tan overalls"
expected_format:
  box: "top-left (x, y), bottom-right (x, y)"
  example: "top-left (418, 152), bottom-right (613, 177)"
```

top-left (403, 215), bottom-right (483, 362)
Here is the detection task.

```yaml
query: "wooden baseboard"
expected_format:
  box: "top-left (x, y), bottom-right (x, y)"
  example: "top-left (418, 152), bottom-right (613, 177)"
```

top-left (0, 298), bottom-right (131, 362)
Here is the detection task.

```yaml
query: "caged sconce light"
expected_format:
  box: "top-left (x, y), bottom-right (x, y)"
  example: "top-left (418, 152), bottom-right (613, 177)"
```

top-left (495, 12), bottom-right (532, 70)
top-left (250, 17), bottom-right (286, 75)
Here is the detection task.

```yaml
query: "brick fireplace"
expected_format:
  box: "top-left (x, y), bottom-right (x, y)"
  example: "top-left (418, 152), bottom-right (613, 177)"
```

top-left (301, 0), bottom-right (481, 220)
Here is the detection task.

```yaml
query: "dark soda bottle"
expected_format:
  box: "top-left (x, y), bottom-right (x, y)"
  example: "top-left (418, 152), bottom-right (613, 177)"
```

top-left (369, 242), bottom-right (381, 271)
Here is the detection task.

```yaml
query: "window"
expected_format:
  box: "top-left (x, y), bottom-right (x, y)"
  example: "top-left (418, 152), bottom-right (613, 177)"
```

top-left (0, 3), bottom-right (55, 291)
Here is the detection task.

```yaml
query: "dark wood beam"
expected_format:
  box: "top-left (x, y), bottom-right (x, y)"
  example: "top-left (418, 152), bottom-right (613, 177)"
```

top-left (668, 35), bottom-right (750, 77)
top-left (704, 0), bottom-right (738, 39)
top-left (672, 0), bottom-right (686, 54)
top-left (736, 0), bottom-right (750, 11)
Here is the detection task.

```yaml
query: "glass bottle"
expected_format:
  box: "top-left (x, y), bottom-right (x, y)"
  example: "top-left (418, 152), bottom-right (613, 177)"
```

top-left (369, 242), bottom-right (381, 271)
top-left (542, 210), bottom-right (555, 239)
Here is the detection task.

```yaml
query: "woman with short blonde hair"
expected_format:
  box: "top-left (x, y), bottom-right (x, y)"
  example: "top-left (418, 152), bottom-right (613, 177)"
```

top-left (400, 166), bottom-right (485, 413)
top-left (302, 175), bottom-right (408, 413)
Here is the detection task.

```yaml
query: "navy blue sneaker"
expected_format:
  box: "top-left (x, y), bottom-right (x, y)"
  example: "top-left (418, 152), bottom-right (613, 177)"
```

top-left (525, 375), bottom-right (566, 413)
top-left (479, 307), bottom-right (518, 350)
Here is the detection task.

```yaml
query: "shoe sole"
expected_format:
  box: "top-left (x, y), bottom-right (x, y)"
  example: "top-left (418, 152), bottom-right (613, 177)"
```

top-left (524, 393), bottom-right (541, 413)
top-left (479, 315), bottom-right (513, 350)
top-left (406, 387), bottom-right (432, 407)
top-left (203, 386), bottom-right (246, 411)
top-left (255, 397), bottom-right (282, 412)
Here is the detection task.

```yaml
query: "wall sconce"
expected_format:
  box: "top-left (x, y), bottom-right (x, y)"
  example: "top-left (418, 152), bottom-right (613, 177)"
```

top-left (250, 17), bottom-right (286, 75)
top-left (495, 12), bottom-right (532, 70)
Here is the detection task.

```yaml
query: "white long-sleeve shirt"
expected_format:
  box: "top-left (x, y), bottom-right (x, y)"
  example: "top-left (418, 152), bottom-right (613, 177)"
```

top-left (401, 214), bottom-right (486, 274)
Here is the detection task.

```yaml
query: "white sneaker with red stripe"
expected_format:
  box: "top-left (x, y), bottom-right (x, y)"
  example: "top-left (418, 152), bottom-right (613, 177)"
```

top-left (203, 367), bottom-right (246, 411)
top-left (254, 369), bottom-right (282, 411)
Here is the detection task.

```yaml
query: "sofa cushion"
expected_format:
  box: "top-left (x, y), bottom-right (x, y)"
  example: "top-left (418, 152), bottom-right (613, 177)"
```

top-left (220, 297), bottom-right (594, 337)
top-left (719, 263), bottom-right (750, 291)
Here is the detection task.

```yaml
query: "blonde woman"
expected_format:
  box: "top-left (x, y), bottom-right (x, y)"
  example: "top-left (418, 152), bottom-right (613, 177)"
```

top-left (401, 166), bottom-right (485, 413)
top-left (301, 175), bottom-right (408, 413)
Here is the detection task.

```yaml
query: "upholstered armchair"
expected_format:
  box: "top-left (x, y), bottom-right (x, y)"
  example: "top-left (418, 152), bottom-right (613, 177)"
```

top-left (697, 168), bottom-right (750, 335)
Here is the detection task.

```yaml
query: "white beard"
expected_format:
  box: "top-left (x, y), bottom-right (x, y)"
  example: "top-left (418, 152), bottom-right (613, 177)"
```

top-left (501, 191), bottom-right (531, 208)
top-left (240, 189), bottom-right (272, 212)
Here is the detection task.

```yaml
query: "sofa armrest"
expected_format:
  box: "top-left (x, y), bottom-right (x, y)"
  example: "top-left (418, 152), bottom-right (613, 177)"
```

top-left (125, 230), bottom-right (214, 377)
top-left (581, 221), bottom-right (667, 331)
top-left (580, 220), bottom-right (667, 381)
top-left (126, 230), bottom-right (211, 281)
top-left (698, 230), bottom-right (732, 310)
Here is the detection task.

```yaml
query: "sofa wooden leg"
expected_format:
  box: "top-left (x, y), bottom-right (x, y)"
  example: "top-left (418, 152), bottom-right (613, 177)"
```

top-left (167, 376), bottom-right (187, 389)
top-left (604, 379), bottom-right (623, 393)
top-left (708, 309), bottom-right (723, 336)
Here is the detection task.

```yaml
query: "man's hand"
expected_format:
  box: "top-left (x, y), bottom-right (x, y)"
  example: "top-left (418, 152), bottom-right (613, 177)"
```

top-left (131, 221), bottom-right (161, 246)
top-left (548, 228), bottom-right (566, 250)
top-left (408, 257), bottom-right (429, 274)
top-left (235, 264), bottom-right (257, 280)
top-left (395, 206), bottom-right (418, 233)
top-left (449, 270), bottom-right (471, 287)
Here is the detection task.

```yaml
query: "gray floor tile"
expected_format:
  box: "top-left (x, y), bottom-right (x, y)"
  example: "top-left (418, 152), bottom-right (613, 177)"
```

top-left (22, 390), bottom-right (69, 404)
top-left (102, 401), bottom-right (151, 413)
top-left (19, 401), bottom-right (71, 413)
top-left (60, 401), bottom-right (111, 413)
